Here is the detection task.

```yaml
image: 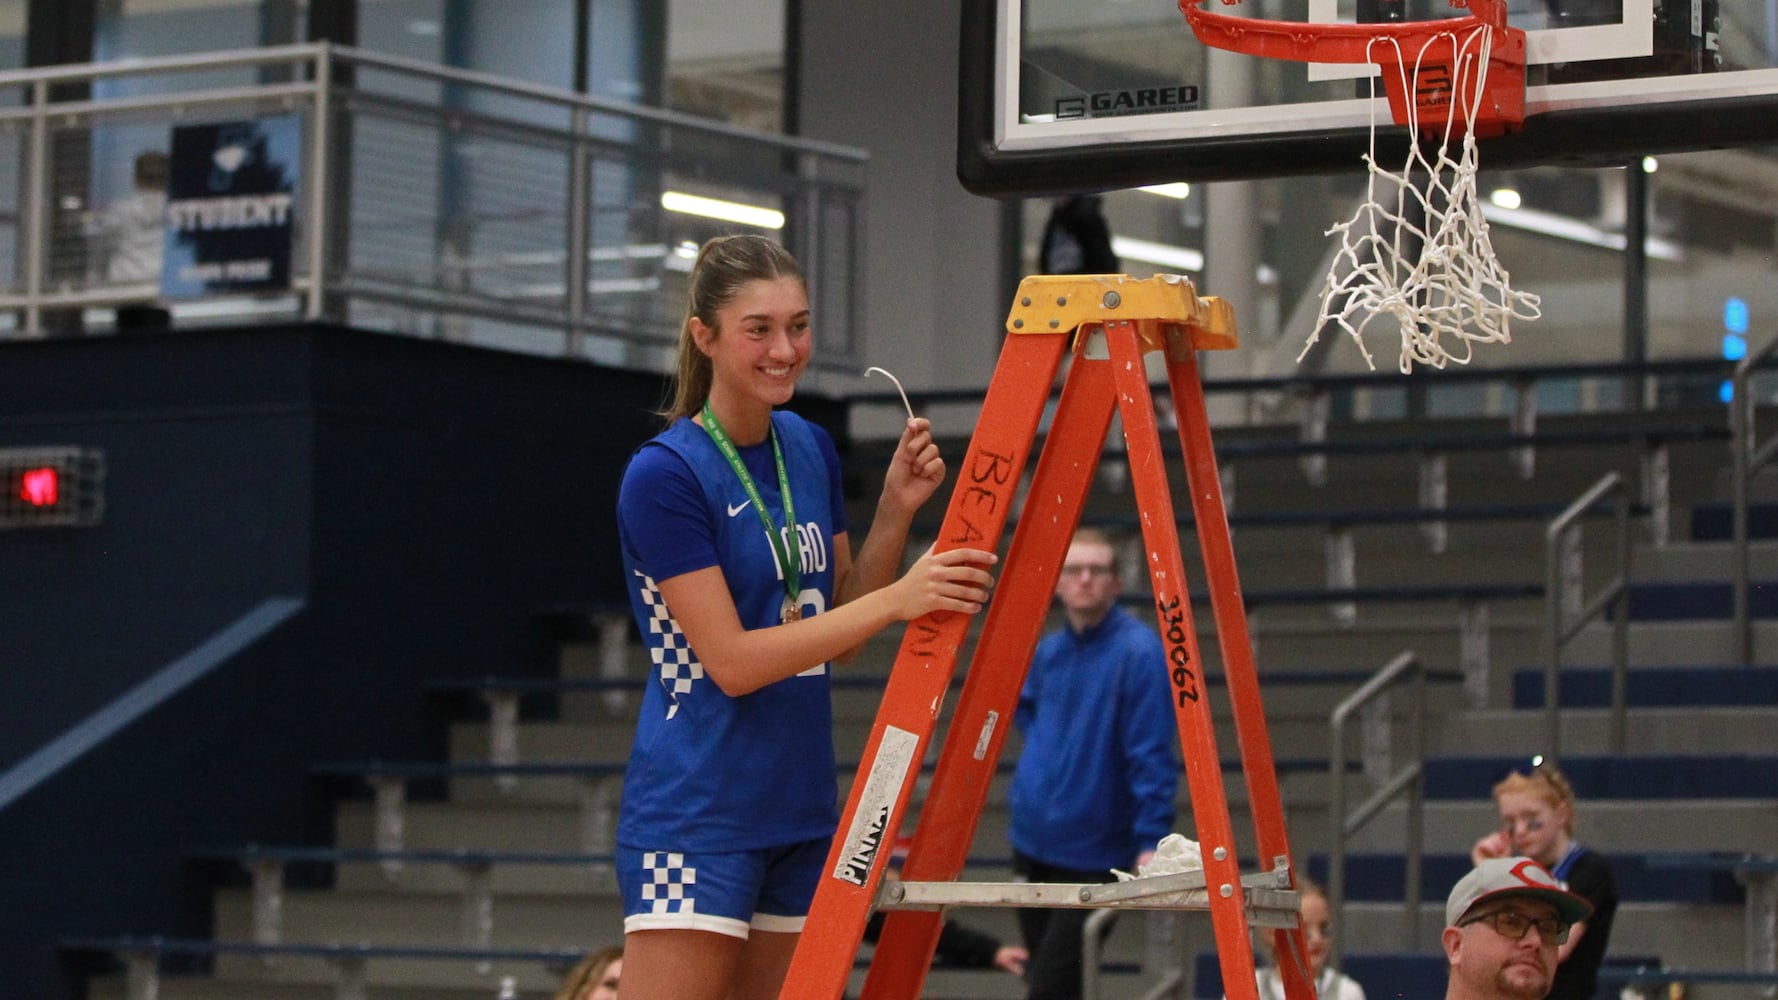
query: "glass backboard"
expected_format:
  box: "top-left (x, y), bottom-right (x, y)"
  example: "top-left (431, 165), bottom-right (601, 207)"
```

top-left (961, 0), bottom-right (1778, 193)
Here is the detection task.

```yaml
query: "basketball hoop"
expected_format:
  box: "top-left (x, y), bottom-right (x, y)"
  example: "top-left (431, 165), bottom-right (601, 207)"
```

top-left (1180, 0), bottom-right (1542, 372)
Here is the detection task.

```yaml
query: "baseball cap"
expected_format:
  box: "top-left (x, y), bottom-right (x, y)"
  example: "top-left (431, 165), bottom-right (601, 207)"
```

top-left (1445, 857), bottom-right (1594, 928)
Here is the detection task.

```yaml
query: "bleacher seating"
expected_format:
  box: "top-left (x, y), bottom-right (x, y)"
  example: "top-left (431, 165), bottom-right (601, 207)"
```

top-left (1308, 852), bottom-right (1748, 906)
top-left (57, 376), bottom-right (1778, 1000)
top-left (1689, 501), bottom-right (1778, 541)
top-left (1420, 754), bottom-right (1778, 801)
top-left (1191, 950), bottom-right (1450, 999)
top-left (1511, 665), bottom-right (1778, 708)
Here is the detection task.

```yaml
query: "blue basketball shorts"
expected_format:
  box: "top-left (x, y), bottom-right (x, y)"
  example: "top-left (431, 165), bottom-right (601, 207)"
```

top-left (616, 838), bottom-right (828, 939)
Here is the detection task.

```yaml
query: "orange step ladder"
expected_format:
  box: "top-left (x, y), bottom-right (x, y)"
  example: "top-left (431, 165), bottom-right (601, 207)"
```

top-left (782, 275), bottom-right (1312, 1000)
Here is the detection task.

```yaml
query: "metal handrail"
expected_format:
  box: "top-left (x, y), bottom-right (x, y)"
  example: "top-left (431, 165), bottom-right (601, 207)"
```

top-left (1327, 649), bottom-right (1427, 966)
top-left (1543, 471), bottom-right (1632, 764)
top-left (0, 42), bottom-right (326, 86)
top-left (1732, 333), bottom-right (1778, 666)
top-left (0, 42), bottom-right (866, 161)
top-left (1083, 909), bottom-right (1187, 1000)
top-left (0, 43), bottom-right (868, 372)
top-left (1083, 907), bottom-right (1116, 1000)
top-left (334, 44), bottom-right (868, 159)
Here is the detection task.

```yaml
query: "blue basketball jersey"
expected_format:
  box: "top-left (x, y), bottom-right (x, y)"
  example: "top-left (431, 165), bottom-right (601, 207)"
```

top-left (616, 410), bottom-right (848, 851)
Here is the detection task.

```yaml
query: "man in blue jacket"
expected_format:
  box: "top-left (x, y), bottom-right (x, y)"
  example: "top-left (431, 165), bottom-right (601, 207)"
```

top-left (1009, 526), bottom-right (1180, 1000)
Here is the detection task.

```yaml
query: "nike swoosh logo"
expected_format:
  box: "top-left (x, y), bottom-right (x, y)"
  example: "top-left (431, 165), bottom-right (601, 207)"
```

top-left (727, 499), bottom-right (752, 517)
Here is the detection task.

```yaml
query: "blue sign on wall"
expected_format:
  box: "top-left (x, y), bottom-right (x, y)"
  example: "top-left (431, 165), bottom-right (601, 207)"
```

top-left (161, 116), bottom-right (301, 298)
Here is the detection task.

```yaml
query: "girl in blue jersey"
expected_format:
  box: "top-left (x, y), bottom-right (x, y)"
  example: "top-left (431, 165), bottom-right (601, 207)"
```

top-left (614, 235), bottom-right (996, 1000)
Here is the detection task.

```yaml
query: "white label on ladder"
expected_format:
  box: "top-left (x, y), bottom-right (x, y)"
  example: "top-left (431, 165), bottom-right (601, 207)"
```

top-left (832, 725), bottom-right (919, 886)
top-left (973, 711), bottom-right (999, 760)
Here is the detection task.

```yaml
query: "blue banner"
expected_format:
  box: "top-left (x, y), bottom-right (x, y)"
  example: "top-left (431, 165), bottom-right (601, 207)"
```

top-left (162, 116), bottom-right (302, 298)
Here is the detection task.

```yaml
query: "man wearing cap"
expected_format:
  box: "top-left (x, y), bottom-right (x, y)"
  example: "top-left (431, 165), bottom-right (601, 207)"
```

top-left (1443, 857), bottom-right (1595, 1000)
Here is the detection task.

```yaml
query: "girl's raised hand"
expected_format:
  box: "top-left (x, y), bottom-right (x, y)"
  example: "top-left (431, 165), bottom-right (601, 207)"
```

top-left (1470, 830), bottom-right (1511, 866)
top-left (880, 417), bottom-right (946, 517)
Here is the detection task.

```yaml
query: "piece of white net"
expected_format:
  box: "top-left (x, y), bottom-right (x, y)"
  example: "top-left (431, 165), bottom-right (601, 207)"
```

top-left (1301, 25), bottom-right (1541, 373)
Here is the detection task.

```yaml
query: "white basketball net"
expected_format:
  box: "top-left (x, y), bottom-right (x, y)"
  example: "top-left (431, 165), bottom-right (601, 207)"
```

top-left (1301, 24), bottom-right (1541, 373)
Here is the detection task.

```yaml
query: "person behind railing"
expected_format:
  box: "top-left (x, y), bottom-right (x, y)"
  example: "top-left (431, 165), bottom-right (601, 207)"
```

top-left (1008, 525), bottom-right (1179, 1000)
top-left (553, 945), bottom-right (621, 1000)
top-left (1443, 856), bottom-right (1594, 1000)
top-left (88, 150), bottom-right (172, 332)
top-left (1228, 876), bottom-right (1366, 1000)
top-left (1469, 760), bottom-right (1619, 1000)
top-left (611, 234), bottom-right (997, 1000)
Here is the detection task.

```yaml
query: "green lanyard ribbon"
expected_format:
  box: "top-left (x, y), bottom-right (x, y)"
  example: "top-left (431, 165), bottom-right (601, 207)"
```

top-left (700, 402), bottom-right (801, 611)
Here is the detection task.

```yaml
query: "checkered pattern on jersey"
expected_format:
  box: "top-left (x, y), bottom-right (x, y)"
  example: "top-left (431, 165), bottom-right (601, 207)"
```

top-left (635, 570), bottom-right (703, 720)
top-left (641, 851), bottom-right (697, 914)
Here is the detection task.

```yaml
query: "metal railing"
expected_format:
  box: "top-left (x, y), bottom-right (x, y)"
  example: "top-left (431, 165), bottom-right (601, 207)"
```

top-left (1326, 649), bottom-right (1428, 966)
top-left (1732, 334), bottom-right (1778, 666)
top-left (0, 43), bottom-right (867, 372)
top-left (1543, 471), bottom-right (1632, 763)
top-left (1083, 909), bottom-right (1187, 1000)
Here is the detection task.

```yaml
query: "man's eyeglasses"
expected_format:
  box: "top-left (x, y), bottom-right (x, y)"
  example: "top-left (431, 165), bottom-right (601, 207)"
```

top-left (1459, 909), bottom-right (1572, 946)
top-left (1060, 563), bottom-right (1116, 578)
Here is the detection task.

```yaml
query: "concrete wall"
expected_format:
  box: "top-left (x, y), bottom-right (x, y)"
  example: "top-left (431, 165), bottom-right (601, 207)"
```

top-left (797, 0), bottom-right (1009, 428)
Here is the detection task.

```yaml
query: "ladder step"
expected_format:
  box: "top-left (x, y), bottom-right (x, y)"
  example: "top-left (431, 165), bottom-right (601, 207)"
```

top-left (881, 868), bottom-right (1300, 926)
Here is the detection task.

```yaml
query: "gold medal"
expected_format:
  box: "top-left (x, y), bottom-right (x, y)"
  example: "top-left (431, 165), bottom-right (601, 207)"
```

top-left (702, 403), bottom-right (805, 630)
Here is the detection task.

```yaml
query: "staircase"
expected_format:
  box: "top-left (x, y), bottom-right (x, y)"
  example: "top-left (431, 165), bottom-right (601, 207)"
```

top-left (66, 405), bottom-right (1778, 1000)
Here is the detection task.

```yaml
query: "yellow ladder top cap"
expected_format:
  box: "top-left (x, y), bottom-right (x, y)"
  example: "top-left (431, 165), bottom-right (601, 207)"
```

top-left (1005, 273), bottom-right (1239, 352)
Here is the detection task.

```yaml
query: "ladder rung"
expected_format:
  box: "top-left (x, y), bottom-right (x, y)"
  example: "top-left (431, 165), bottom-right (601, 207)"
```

top-left (881, 871), bottom-right (1300, 926)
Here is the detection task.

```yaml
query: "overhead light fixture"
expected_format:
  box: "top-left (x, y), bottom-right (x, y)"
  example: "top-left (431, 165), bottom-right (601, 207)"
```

top-left (1137, 182), bottom-right (1191, 199)
top-left (660, 191), bottom-right (784, 230)
top-left (1110, 235), bottom-right (1203, 272)
top-left (1642, 156), bottom-right (1659, 174)
top-left (1481, 203), bottom-right (1683, 261)
top-left (1489, 187), bottom-right (1522, 210)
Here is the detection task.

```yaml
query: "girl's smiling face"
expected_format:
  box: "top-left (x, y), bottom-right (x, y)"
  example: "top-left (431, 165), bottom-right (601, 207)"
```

top-left (695, 275), bottom-right (811, 416)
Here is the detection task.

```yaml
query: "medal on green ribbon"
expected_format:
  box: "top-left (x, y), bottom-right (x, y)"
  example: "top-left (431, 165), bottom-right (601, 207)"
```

top-left (700, 402), bottom-right (803, 623)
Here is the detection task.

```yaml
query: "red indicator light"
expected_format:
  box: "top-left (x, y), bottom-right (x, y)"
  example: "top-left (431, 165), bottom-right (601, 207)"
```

top-left (20, 466), bottom-right (59, 506)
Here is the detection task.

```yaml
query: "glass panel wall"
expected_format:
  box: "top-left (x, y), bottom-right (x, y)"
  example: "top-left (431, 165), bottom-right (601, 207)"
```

top-left (346, 0), bottom-right (801, 359)
top-left (0, 0), bottom-right (22, 69)
top-left (84, 1), bottom-right (307, 221)
top-left (93, 0), bottom-right (306, 78)
top-left (355, 0), bottom-right (613, 356)
top-left (664, 0), bottom-right (783, 130)
top-left (0, 1), bottom-right (24, 296)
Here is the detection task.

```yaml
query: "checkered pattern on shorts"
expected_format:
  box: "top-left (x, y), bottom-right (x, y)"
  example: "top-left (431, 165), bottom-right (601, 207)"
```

top-left (635, 570), bottom-right (702, 720)
top-left (641, 851), bottom-right (697, 914)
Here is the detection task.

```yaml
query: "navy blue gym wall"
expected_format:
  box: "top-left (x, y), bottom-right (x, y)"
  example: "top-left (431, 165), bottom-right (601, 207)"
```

top-left (0, 326), bottom-right (855, 999)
